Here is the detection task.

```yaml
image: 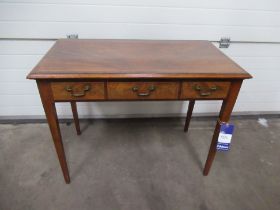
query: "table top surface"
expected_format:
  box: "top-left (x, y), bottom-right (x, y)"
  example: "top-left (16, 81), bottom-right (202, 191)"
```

top-left (27, 39), bottom-right (251, 80)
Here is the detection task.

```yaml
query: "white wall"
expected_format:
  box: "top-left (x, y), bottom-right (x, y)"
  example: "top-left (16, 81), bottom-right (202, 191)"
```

top-left (0, 0), bottom-right (279, 118)
top-left (1, 1), bottom-right (280, 41)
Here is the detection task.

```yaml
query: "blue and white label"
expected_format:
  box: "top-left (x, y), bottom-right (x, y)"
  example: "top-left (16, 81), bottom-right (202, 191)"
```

top-left (216, 123), bottom-right (234, 151)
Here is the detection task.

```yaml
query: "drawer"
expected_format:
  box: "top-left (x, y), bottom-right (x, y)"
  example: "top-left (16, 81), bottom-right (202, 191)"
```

top-left (107, 82), bottom-right (180, 100)
top-left (181, 81), bottom-right (230, 99)
top-left (51, 82), bottom-right (105, 100)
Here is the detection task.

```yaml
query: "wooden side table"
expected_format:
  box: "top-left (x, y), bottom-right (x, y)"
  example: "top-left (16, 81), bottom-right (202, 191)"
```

top-left (27, 39), bottom-right (252, 183)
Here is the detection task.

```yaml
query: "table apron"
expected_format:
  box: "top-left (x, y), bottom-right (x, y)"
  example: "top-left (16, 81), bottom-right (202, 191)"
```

top-left (50, 80), bottom-right (233, 101)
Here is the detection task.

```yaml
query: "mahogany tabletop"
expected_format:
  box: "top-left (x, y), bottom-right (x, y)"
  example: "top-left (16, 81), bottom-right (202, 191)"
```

top-left (27, 39), bottom-right (252, 80)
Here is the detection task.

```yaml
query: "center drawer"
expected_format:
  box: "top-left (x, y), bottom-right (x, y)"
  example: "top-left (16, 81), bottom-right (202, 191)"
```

top-left (107, 82), bottom-right (180, 100)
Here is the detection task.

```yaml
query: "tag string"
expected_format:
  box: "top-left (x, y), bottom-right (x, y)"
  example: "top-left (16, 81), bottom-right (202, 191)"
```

top-left (217, 118), bottom-right (229, 125)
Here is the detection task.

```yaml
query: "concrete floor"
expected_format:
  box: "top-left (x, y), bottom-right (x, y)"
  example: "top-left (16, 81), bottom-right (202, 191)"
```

top-left (0, 117), bottom-right (279, 210)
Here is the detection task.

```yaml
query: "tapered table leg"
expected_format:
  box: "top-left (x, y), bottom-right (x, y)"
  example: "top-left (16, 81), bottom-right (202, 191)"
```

top-left (184, 100), bottom-right (195, 132)
top-left (203, 80), bottom-right (243, 176)
top-left (37, 81), bottom-right (70, 183)
top-left (70, 102), bottom-right (81, 135)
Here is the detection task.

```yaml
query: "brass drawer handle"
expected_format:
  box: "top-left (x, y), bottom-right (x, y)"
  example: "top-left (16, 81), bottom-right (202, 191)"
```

top-left (132, 85), bottom-right (156, 96)
top-left (193, 84), bottom-right (218, 97)
top-left (65, 84), bottom-right (91, 97)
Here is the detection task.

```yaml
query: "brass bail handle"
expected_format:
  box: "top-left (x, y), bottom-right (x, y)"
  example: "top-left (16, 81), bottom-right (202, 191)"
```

top-left (65, 84), bottom-right (91, 97)
top-left (132, 85), bottom-right (156, 96)
top-left (193, 84), bottom-right (217, 96)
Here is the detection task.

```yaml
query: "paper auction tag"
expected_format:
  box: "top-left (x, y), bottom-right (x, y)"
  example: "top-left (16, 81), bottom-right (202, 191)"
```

top-left (216, 123), bottom-right (234, 151)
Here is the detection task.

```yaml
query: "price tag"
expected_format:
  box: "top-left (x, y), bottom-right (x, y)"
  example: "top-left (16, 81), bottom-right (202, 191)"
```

top-left (216, 123), bottom-right (234, 151)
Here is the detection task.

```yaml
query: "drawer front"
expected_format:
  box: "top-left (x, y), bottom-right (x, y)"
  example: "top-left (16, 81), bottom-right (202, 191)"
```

top-left (51, 82), bottom-right (105, 100)
top-left (108, 82), bottom-right (180, 100)
top-left (181, 81), bottom-right (230, 99)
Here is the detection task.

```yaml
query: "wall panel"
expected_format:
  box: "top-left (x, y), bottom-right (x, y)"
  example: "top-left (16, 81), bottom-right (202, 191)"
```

top-left (0, 0), bottom-right (279, 118)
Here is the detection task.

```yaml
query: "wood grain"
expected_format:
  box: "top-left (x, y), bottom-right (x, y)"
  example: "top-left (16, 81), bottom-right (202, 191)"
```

top-left (107, 81), bottom-right (179, 100)
top-left (51, 82), bottom-right (105, 101)
top-left (70, 101), bottom-right (81, 135)
top-left (27, 39), bottom-right (252, 80)
top-left (26, 40), bottom-right (252, 182)
top-left (37, 80), bottom-right (70, 183)
top-left (181, 81), bottom-right (231, 99)
top-left (203, 80), bottom-right (243, 175)
top-left (184, 100), bottom-right (195, 132)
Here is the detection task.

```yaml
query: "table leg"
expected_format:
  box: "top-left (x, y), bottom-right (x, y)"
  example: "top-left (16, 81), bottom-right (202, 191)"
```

top-left (184, 100), bottom-right (195, 132)
top-left (37, 81), bottom-right (70, 183)
top-left (70, 102), bottom-right (81, 135)
top-left (203, 80), bottom-right (243, 176)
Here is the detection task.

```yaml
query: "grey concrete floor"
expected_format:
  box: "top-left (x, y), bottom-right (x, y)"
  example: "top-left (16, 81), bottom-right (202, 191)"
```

top-left (0, 117), bottom-right (280, 210)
